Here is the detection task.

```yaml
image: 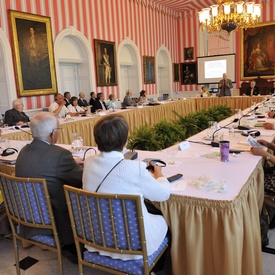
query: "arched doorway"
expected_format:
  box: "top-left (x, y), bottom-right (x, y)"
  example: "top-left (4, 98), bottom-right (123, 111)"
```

top-left (54, 27), bottom-right (95, 99)
top-left (117, 38), bottom-right (141, 99)
top-left (156, 46), bottom-right (173, 98)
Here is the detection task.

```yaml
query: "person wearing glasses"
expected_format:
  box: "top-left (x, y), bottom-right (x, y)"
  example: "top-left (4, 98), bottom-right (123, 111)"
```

top-left (83, 115), bottom-right (170, 265)
top-left (4, 99), bottom-right (30, 126)
top-left (15, 112), bottom-right (83, 262)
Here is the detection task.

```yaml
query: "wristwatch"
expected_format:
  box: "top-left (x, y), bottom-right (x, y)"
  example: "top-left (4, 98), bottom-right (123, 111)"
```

top-left (266, 154), bottom-right (272, 161)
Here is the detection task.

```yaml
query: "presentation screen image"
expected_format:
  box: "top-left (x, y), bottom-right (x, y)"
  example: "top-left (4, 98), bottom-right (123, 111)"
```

top-left (197, 54), bottom-right (235, 84)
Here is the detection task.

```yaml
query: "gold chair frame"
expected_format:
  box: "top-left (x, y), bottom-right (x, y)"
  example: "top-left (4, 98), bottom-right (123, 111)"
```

top-left (0, 163), bottom-right (15, 176)
top-left (64, 185), bottom-right (168, 275)
top-left (0, 172), bottom-right (63, 275)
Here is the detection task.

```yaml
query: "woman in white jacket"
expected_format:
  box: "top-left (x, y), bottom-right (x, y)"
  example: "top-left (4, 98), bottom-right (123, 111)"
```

top-left (67, 96), bottom-right (86, 114)
top-left (83, 115), bottom-right (171, 261)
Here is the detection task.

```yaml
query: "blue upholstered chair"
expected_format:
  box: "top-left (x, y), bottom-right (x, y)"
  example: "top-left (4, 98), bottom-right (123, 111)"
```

top-left (0, 172), bottom-right (63, 275)
top-left (64, 185), bottom-right (169, 275)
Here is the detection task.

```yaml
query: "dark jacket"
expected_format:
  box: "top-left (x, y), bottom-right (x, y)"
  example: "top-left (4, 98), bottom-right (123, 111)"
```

top-left (78, 98), bottom-right (88, 107)
top-left (15, 139), bottom-right (83, 246)
top-left (246, 86), bottom-right (260, 96)
top-left (4, 108), bottom-right (30, 126)
top-left (91, 99), bottom-right (107, 113)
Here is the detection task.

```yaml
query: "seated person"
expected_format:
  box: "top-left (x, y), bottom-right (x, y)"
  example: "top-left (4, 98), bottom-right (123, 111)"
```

top-left (91, 93), bottom-right (107, 113)
top-left (107, 94), bottom-right (118, 109)
top-left (63, 91), bottom-right (71, 107)
top-left (245, 80), bottom-right (260, 96)
top-left (200, 86), bottom-right (211, 97)
top-left (123, 90), bottom-right (133, 107)
top-left (271, 82), bottom-right (275, 95)
top-left (250, 140), bottom-right (275, 227)
top-left (89, 91), bottom-right (97, 106)
top-left (49, 93), bottom-right (78, 118)
top-left (4, 99), bottom-right (30, 126)
top-left (137, 90), bottom-right (148, 105)
top-left (15, 112), bottom-right (83, 260)
top-left (78, 92), bottom-right (88, 107)
top-left (67, 96), bottom-right (86, 114)
top-left (82, 115), bottom-right (170, 260)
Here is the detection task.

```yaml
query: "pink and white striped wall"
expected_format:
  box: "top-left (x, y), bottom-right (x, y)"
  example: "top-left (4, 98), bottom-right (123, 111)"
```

top-left (0, 0), bottom-right (274, 110)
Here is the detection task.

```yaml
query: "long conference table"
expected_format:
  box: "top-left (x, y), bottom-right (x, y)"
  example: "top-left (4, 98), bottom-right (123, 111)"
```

top-left (145, 115), bottom-right (270, 275)
top-left (0, 97), bottom-right (272, 275)
top-left (1, 96), bottom-right (265, 147)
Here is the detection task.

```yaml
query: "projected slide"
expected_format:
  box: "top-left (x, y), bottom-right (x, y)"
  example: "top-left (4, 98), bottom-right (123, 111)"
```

top-left (205, 60), bottom-right (226, 79)
top-left (197, 54), bottom-right (235, 84)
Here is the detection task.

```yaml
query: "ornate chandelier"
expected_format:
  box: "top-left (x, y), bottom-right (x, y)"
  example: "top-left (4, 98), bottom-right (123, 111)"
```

top-left (198, 0), bottom-right (261, 34)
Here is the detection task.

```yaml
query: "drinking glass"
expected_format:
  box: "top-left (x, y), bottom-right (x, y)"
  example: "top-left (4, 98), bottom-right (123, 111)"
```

top-left (166, 149), bottom-right (177, 165)
top-left (71, 133), bottom-right (83, 151)
top-left (206, 121), bottom-right (217, 139)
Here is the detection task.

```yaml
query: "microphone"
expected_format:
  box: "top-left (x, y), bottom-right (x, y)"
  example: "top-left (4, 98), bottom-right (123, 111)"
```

top-left (237, 106), bottom-right (259, 130)
top-left (211, 118), bottom-right (239, 147)
top-left (14, 126), bottom-right (32, 135)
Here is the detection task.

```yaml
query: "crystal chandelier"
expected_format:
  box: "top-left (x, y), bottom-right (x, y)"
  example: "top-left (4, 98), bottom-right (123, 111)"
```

top-left (198, 0), bottom-right (261, 34)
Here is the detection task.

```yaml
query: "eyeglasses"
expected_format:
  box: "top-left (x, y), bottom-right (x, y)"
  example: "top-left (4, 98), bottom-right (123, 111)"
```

top-left (51, 128), bottom-right (62, 135)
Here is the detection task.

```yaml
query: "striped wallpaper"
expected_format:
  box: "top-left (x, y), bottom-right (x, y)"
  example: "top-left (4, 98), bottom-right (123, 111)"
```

top-left (0, 0), bottom-right (275, 109)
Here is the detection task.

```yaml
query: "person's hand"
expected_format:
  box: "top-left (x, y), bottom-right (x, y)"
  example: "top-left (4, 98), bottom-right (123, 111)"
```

top-left (250, 147), bottom-right (268, 157)
top-left (268, 111), bottom-right (275, 118)
top-left (59, 100), bottom-right (66, 107)
top-left (263, 122), bottom-right (274, 130)
top-left (147, 163), bottom-right (164, 179)
top-left (256, 139), bottom-right (269, 148)
top-left (16, 121), bottom-right (24, 126)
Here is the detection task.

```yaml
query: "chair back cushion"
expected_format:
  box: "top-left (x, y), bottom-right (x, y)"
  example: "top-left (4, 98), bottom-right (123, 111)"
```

top-left (67, 190), bottom-right (143, 251)
top-left (0, 174), bottom-right (51, 225)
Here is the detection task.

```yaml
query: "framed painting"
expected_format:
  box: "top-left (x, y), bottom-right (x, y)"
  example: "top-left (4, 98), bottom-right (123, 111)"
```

top-left (241, 21), bottom-right (275, 80)
top-left (94, 39), bottom-right (117, 86)
top-left (143, 56), bottom-right (155, 84)
top-left (9, 10), bottom-right (57, 97)
top-left (181, 62), bottom-right (197, 85)
top-left (184, 47), bottom-right (194, 60)
top-left (173, 63), bottom-right (180, 82)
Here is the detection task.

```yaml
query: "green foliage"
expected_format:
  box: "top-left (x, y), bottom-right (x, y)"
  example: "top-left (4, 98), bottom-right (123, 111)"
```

top-left (127, 124), bottom-right (162, 151)
top-left (153, 120), bottom-right (186, 148)
top-left (127, 105), bottom-right (232, 151)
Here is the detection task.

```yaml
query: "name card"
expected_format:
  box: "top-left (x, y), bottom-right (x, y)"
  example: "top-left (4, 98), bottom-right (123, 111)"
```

top-left (98, 111), bottom-right (106, 116)
top-left (137, 106), bottom-right (143, 108)
top-left (179, 141), bottom-right (190, 151)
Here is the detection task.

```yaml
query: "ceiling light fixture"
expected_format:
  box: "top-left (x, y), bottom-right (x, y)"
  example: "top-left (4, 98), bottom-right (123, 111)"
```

top-left (198, 0), bottom-right (261, 34)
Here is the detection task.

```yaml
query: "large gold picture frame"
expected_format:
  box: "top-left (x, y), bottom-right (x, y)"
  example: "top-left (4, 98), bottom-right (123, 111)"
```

top-left (94, 39), bottom-right (117, 86)
top-left (143, 56), bottom-right (155, 84)
top-left (241, 21), bottom-right (275, 80)
top-left (9, 10), bottom-right (57, 97)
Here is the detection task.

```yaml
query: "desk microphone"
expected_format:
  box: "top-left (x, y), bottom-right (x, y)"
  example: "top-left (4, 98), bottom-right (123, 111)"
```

top-left (14, 126), bottom-right (32, 135)
top-left (237, 106), bottom-right (259, 131)
top-left (211, 118), bottom-right (239, 147)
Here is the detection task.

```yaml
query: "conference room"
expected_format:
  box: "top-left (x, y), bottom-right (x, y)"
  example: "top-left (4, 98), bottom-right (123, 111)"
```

top-left (1, 1), bottom-right (275, 275)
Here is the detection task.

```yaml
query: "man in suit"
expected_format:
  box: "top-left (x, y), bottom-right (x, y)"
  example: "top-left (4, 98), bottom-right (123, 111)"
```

top-left (63, 91), bottom-right (71, 107)
top-left (123, 90), bottom-right (133, 107)
top-left (4, 99), bottom-right (30, 126)
top-left (89, 91), bottom-right (97, 106)
top-left (78, 92), bottom-right (88, 107)
top-left (91, 92), bottom-right (107, 113)
top-left (15, 112), bottom-right (83, 257)
top-left (245, 80), bottom-right (260, 96)
top-left (218, 73), bottom-right (233, 97)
